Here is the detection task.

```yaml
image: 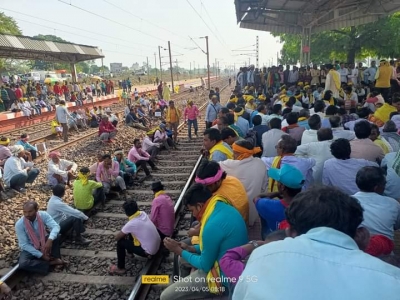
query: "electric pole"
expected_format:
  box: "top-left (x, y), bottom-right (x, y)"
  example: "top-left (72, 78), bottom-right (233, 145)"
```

top-left (168, 41), bottom-right (174, 93)
top-left (147, 56), bottom-right (150, 84)
top-left (154, 52), bottom-right (158, 78)
top-left (190, 62), bottom-right (191, 79)
top-left (176, 59), bottom-right (179, 81)
top-left (158, 46), bottom-right (162, 81)
top-left (205, 36), bottom-right (210, 90)
top-left (256, 36), bottom-right (259, 68)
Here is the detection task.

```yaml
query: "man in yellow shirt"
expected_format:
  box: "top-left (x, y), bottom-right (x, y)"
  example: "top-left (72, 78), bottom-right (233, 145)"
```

top-left (375, 59), bottom-right (392, 101)
top-left (73, 167), bottom-right (105, 211)
top-left (166, 100), bottom-right (181, 144)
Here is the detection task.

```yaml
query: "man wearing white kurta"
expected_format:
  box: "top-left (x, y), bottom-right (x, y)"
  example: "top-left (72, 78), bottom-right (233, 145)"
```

top-left (219, 140), bottom-right (267, 226)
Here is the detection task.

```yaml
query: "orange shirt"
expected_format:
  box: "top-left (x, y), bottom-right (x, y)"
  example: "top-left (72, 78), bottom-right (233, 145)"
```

top-left (169, 108), bottom-right (177, 123)
top-left (214, 176), bottom-right (249, 224)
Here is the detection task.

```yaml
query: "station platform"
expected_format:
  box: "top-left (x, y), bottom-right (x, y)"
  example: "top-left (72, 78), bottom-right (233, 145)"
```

top-left (0, 77), bottom-right (217, 133)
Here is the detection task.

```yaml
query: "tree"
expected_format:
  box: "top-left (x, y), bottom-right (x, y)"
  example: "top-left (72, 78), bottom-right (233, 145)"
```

top-left (0, 12), bottom-right (21, 35)
top-left (0, 13), bottom-right (22, 72)
top-left (274, 13), bottom-right (400, 65)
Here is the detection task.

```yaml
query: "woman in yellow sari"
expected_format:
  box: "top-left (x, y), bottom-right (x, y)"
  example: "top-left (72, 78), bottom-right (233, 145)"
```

top-left (161, 183), bottom-right (248, 300)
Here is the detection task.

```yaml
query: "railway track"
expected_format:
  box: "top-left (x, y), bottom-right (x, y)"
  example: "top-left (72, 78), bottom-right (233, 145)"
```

top-left (0, 78), bottom-right (230, 300)
top-left (6, 78), bottom-right (221, 151)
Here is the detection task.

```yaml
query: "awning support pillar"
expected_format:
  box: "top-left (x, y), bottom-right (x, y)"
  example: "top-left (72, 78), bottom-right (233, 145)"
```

top-left (70, 63), bottom-right (77, 83)
top-left (300, 27), bottom-right (312, 66)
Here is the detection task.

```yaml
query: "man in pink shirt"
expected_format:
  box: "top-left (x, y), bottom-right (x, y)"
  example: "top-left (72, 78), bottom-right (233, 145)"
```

top-left (109, 201), bottom-right (161, 275)
top-left (184, 100), bottom-right (200, 140)
top-left (128, 139), bottom-right (159, 178)
top-left (95, 154), bottom-right (126, 197)
top-left (150, 181), bottom-right (174, 240)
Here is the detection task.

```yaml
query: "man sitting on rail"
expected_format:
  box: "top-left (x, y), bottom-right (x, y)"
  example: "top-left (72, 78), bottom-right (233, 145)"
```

top-left (98, 115), bottom-right (118, 144)
top-left (153, 123), bottom-right (174, 152)
top-left (4, 145), bottom-right (40, 194)
top-left (125, 107), bottom-right (147, 129)
top-left (73, 167), bottom-right (105, 211)
top-left (109, 201), bottom-right (161, 275)
top-left (128, 139), bottom-right (159, 179)
top-left (47, 151), bottom-right (77, 186)
top-left (105, 108), bottom-right (119, 127)
top-left (161, 183), bottom-right (248, 300)
top-left (150, 181), bottom-right (174, 240)
top-left (0, 136), bottom-right (12, 167)
top-left (96, 154), bottom-right (127, 198)
top-left (142, 131), bottom-right (161, 160)
top-left (220, 140), bottom-right (266, 227)
top-left (202, 128), bottom-right (233, 162)
top-left (16, 134), bottom-right (40, 160)
top-left (233, 186), bottom-right (400, 299)
top-left (47, 184), bottom-right (91, 245)
top-left (15, 201), bottom-right (67, 275)
top-left (89, 153), bottom-right (104, 175)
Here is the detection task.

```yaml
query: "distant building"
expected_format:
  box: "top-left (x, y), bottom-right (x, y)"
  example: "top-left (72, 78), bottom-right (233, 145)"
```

top-left (130, 63), bottom-right (140, 71)
top-left (110, 63), bottom-right (122, 73)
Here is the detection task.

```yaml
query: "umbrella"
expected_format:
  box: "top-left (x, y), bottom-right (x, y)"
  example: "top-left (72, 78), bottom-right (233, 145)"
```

top-left (90, 76), bottom-right (103, 81)
top-left (44, 77), bottom-right (59, 84)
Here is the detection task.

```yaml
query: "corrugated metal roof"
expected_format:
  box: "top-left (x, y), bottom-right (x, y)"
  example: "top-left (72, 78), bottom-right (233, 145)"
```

top-left (0, 34), bottom-right (104, 62)
top-left (235, 0), bottom-right (400, 33)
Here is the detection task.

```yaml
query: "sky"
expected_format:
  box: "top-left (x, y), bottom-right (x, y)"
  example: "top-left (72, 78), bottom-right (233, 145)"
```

top-left (1, 0), bottom-right (282, 71)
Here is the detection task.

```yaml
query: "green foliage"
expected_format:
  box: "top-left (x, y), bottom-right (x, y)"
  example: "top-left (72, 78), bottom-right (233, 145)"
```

top-left (0, 13), bottom-right (22, 72)
top-left (0, 12), bottom-right (21, 35)
top-left (274, 13), bottom-right (400, 65)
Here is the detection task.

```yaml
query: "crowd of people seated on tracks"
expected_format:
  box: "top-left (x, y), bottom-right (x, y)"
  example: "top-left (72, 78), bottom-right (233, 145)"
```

top-left (3, 63), bottom-right (400, 298)
top-left (157, 63), bottom-right (400, 299)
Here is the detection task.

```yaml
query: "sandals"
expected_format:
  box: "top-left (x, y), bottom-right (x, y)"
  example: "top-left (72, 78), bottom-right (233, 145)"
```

top-left (109, 264), bottom-right (126, 275)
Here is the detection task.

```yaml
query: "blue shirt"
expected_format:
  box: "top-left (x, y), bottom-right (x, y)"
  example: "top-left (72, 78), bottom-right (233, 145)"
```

top-left (233, 227), bottom-right (400, 300)
top-left (181, 201), bottom-right (248, 287)
top-left (235, 116), bottom-right (249, 136)
top-left (322, 158), bottom-right (378, 195)
top-left (298, 119), bottom-right (310, 130)
top-left (255, 198), bottom-right (286, 239)
top-left (16, 140), bottom-right (37, 152)
top-left (205, 102), bottom-right (221, 123)
top-left (321, 116), bottom-right (332, 128)
top-left (252, 125), bottom-right (269, 148)
top-left (15, 211), bottom-right (60, 258)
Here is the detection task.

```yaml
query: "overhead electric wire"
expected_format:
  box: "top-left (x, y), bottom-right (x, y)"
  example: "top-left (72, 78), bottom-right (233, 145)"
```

top-left (101, 0), bottom-right (190, 42)
top-left (185, 0), bottom-right (227, 50)
top-left (58, 0), bottom-right (193, 51)
top-left (0, 7), bottom-right (157, 50)
top-left (13, 18), bottom-right (150, 58)
top-left (200, 1), bottom-right (229, 49)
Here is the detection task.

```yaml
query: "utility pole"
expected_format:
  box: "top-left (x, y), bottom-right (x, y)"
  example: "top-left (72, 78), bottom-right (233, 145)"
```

top-left (256, 36), bottom-right (259, 68)
top-left (205, 36), bottom-right (210, 90)
top-left (154, 52), bottom-right (158, 78)
top-left (217, 61), bottom-right (220, 78)
top-left (101, 57), bottom-right (105, 78)
top-left (168, 41), bottom-right (174, 93)
top-left (158, 46), bottom-right (162, 81)
top-left (147, 56), bottom-right (150, 84)
top-left (190, 62), bottom-right (191, 79)
top-left (176, 59), bottom-right (179, 81)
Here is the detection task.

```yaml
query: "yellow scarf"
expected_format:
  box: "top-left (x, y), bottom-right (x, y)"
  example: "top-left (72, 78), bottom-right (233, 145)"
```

top-left (268, 156), bottom-right (283, 193)
top-left (329, 69), bottom-right (341, 90)
top-left (234, 108), bottom-right (244, 122)
top-left (210, 141), bottom-right (233, 160)
top-left (128, 211), bottom-right (142, 246)
top-left (154, 190), bottom-right (165, 197)
top-left (199, 195), bottom-right (231, 294)
top-left (374, 103), bottom-right (397, 125)
top-left (77, 172), bottom-right (89, 186)
top-left (298, 117), bottom-right (307, 122)
top-left (166, 107), bottom-right (181, 122)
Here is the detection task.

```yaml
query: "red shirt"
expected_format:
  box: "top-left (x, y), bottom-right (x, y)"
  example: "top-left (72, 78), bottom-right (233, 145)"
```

top-left (54, 85), bottom-right (61, 95)
top-left (62, 85), bottom-right (69, 93)
top-left (99, 121), bottom-right (115, 135)
top-left (15, 88), bottom-right (23, 99)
